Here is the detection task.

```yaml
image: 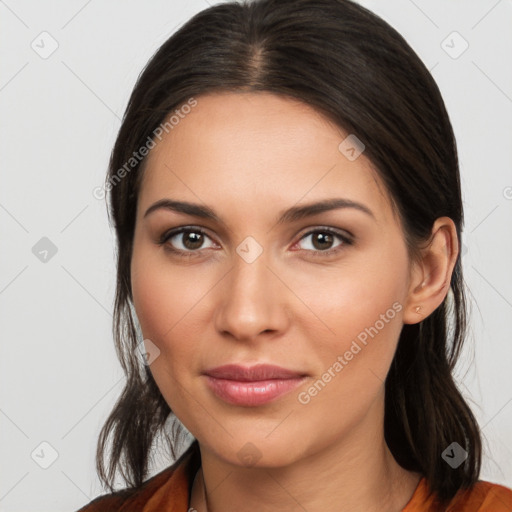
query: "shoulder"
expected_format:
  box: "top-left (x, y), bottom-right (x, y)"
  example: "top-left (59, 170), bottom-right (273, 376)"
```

top-left (448, 480), bottom-right (512, 511)
top-left (74, 466), bottom-right (173, 512)
top-left (75, 441), bottom-right (201, 512)
top-left (404, 477), bottom-right (512, 511)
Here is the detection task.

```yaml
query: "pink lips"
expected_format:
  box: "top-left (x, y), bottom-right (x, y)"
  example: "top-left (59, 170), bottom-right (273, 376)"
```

top-left (203, 364), bottom-right (307, 407)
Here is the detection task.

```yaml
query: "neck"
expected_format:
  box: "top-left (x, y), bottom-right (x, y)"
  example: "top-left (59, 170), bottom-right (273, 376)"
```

top-left (189, 399), bottom-right (421, 512)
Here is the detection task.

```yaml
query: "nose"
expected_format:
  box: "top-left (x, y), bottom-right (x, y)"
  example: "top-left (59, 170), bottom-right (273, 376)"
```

top-left (214, 250), bottom-right (290, 343)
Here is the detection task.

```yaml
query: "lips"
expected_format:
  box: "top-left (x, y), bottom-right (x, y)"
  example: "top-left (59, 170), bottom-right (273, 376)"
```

top-left (203, 364), bottom-right (305, 381)
top-left (202, 364), bottom-right (308, 406)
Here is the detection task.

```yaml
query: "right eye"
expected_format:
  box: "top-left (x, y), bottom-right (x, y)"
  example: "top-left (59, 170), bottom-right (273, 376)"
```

top-left (158, 227), bottom-right (219, 255)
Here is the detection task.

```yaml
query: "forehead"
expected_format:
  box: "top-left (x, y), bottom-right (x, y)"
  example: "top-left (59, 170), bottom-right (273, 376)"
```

top-left (137, 91), bottom-right (393, 223)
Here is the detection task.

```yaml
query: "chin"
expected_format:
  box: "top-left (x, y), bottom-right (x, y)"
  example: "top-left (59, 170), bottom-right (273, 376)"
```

top-left (198, 433), bottom-right (308, 470)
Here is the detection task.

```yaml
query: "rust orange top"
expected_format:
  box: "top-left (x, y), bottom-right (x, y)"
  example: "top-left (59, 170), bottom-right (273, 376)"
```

top-left (77, 441), bottom-right (512, 511)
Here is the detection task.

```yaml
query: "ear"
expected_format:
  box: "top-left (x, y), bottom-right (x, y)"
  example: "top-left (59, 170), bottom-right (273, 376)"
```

top-left (402, 217), bottom-right (459, 325)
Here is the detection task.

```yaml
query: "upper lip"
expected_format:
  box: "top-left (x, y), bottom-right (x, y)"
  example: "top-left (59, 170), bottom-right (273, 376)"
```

top-left (203, 364), bottom-right (306, 381)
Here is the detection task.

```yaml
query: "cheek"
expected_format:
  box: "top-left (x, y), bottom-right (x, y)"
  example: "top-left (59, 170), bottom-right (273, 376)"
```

top-left (298, 245), bottom-right (406, 336)
top-left (130, 246), bottom-right (214, 394)
top-left (292, 242), bottom-right (408, 387)
top-left (131, 267), bottom-right (191, 417)
top-left (131, 233), bottom-right (201, 335)
top-left (292, 278), bottom-right (405, 441)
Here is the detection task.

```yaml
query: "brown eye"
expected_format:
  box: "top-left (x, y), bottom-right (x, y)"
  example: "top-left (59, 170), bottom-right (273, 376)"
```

top-left (181, 231), bottom-right (204, 250)
top-left (160, 227), bottom-right (217, 254)
top-left (311, 232), bottom-right (335, 250)
top-left (296, 228), bottom-right (353, 256)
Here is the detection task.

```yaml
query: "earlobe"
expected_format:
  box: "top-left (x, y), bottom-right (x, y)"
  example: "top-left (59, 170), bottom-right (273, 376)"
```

top-left (403, 217), bottom-right (459, 325)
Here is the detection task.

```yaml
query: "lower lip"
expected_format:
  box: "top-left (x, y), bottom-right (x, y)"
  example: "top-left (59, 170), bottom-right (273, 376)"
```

top-left (204, 376), bottom-right (306, 406)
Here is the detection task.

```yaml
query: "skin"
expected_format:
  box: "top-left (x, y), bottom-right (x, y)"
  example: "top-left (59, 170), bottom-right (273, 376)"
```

top-left (130, 91), bottom-right (459, 512)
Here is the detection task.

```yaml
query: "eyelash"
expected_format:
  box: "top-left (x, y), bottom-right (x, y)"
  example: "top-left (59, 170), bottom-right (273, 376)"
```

top-left (157, 226), bottom-right (354, 259)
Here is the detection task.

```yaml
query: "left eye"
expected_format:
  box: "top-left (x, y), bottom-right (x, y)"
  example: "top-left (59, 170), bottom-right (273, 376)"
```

top-left (296, 229), bottom-right (350, 252)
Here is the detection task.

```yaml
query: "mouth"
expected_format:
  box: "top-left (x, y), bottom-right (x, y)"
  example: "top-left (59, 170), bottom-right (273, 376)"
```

top-left (202, 364), bottom-right (308, 407)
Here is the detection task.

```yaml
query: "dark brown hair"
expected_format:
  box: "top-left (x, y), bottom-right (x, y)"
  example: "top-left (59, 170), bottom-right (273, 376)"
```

top-left (97, 0), bottom-right (481, 505)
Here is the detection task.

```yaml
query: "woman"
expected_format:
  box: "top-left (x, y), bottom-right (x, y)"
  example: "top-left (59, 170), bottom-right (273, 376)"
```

top-left (77, 0), bottom-right (512, 510)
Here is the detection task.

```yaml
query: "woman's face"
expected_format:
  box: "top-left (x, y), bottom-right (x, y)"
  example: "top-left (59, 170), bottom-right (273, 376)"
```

top-left (131, 91), bottom-right (416, 467)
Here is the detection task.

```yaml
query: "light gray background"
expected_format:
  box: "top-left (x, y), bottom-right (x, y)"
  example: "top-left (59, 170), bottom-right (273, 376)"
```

top-left (1, 0), bottom-right (511, 510)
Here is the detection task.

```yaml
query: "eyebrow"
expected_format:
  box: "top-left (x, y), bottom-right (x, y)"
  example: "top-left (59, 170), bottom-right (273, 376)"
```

top-left (143, 198), bottom-right (375, 224)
